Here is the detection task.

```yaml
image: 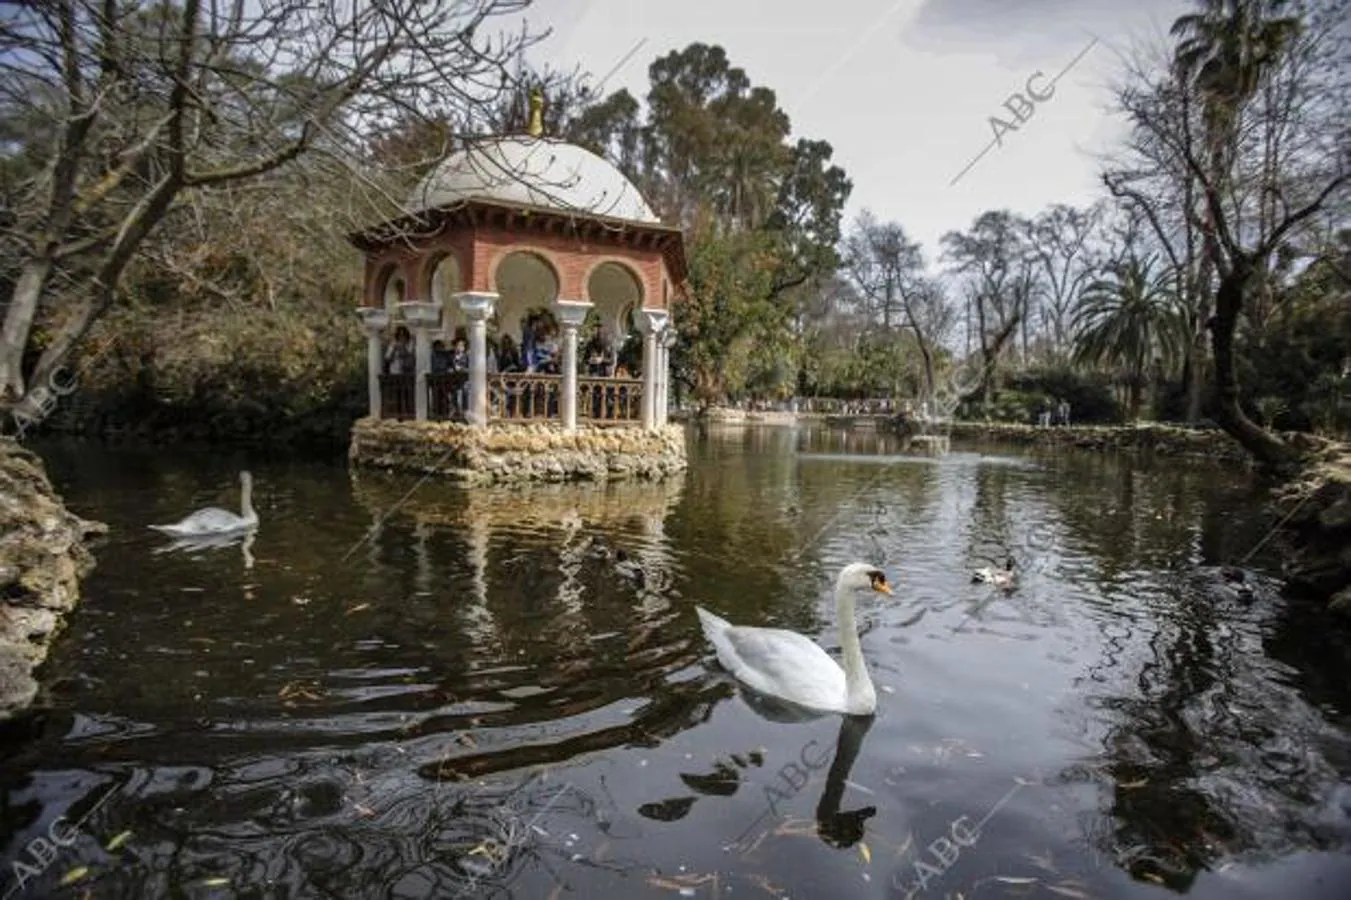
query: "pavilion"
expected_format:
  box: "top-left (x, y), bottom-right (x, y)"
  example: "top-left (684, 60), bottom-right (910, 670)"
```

top-left (345, 95), bottom-right (688, 483)
top-left (347, 94), bottom-right (685, 432)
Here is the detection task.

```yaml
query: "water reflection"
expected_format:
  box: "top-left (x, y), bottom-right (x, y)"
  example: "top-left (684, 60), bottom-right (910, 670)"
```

top-left (637, 708), bottom-right (877, 851)
top-left (153, 529), bottom-right (256, 570)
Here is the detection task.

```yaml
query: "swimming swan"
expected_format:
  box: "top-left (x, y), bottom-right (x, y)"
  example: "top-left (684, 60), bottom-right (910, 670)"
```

top-left (696, 562), bottom-right (892, 716)
top-left (149, 471), bottom-right (258, 537)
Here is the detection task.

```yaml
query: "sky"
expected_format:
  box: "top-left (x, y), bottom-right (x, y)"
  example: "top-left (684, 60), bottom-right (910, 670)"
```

top-left (522, 0), bottom-right (1192, 266)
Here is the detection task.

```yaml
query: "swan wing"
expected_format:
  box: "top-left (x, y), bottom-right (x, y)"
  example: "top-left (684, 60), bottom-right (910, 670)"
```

top-left (719, 625), bottom-right (847, 712)
top-left (150, 507), bottom-right (251, 536)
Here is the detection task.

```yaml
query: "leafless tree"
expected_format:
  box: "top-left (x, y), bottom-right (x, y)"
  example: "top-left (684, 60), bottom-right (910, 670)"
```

top-left (941, 210), bottom-right (1039, 403)
top-left (844, 211), bottom-right (955, 396)
top-left (1024, 202), bottom-right (1102, 359)
top-left (0, 0), bottom-right (543, 412)
top-left (1102, 0), bottom-right (1349, 467)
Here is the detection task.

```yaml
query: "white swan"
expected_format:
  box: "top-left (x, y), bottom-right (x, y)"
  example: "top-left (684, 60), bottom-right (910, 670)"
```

top-left (149, 471), bottom-right (258, 537)
top-left (696, 562), bottom-right (892, 716)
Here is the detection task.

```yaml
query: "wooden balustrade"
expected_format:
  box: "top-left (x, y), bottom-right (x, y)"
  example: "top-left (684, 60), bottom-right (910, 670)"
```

top-left (379, 374), bottom-right (415, 420)
top-left (577, 376), bottom-right (643, 423)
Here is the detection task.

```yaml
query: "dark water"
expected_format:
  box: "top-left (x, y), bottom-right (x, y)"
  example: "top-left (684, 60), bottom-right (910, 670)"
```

top-left (5, 426), bottom-right (1351, 899)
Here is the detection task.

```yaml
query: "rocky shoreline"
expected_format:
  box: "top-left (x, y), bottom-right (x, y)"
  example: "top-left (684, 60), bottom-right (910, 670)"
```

top-left (0, 439), bottom-right (106, 720)
top-left (1272, 444), bottom-right (1351, 614)
top-left (942, 421), bottom-right (1253, 462)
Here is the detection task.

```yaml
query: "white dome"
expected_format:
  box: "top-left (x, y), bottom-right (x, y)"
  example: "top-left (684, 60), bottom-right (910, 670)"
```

top-left (408, 137), bottom-right (659, 225)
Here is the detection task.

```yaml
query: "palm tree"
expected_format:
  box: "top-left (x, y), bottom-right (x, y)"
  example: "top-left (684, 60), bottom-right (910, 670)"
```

top-left (1169, 0), bottom-right (1303, 428)
top-left (1073, 256), bottom-right (1186, 420)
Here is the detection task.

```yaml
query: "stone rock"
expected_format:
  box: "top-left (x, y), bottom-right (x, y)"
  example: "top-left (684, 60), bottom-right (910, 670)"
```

top-left (1, 439), bottom-right (105, 719)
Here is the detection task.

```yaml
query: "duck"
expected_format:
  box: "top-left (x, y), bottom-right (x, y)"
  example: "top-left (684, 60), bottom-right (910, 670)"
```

top-left (149, 471), bottom-right (258, 537)
top-left (695, 562), bottom-right (892, 716)
top-left (613, 548), bottom-right (647, 590)
top-left (972, 556), bottom-right (1016, 590)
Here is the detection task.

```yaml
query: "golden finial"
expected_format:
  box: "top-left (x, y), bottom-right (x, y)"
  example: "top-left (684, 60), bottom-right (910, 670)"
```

top-left (527, 89), bottom-right (544, 138)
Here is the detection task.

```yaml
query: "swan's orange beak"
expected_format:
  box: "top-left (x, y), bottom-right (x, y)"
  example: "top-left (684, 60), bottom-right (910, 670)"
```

top-left (872, 579), bottom-right (893, 595)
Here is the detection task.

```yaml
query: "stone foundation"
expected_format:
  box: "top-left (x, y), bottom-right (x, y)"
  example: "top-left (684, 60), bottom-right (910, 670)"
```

top-left (348, 419), bottom-right (688, 484)
top-left (1, 440), bottom-right (107, 719)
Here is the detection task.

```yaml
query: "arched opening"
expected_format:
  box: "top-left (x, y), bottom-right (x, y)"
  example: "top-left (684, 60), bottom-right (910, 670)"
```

top-left (494, 250), bottom-right (560, 341)
top-left (615, 304), bottom-right (643, 378)
top-left (378, 264), bottom-right (406, 311)
top-left (587, 261), bottom-right (644, 348)
top-left (429, 253), bottom-right (463, 336)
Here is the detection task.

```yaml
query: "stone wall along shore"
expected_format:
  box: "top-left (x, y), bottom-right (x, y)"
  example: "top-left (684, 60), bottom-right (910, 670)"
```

top-left (1272, 443), bottom-right (1351, 613)
top-left (0, 439), bottom-right (107, 719)
top-left (349, 419), bottom-right (688, 484)
top-left (943, 421), bottom-right (1253, 462)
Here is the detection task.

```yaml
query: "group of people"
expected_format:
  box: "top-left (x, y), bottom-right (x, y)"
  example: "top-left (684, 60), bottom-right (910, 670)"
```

top-left (380, 315), bottom-right (641, 420)
top-left (1038, 399), bottom-right (1072, 427)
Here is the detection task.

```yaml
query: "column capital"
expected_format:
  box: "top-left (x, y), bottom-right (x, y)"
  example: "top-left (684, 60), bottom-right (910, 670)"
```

top-left (661, 327), bottom-right (678, 349)
top-left (454, 291), bottom-right (498, 322)
top-left (636, 308), bottom-right (669, 335)
top-left (397, 301), bottom-right (440, 328)
top-left (356, 307), bottom-right (390, 332)
top-left (553, 299), bottom-right (594, 329)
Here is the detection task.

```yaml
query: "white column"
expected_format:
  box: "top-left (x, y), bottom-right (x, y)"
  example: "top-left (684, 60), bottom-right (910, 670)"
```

top-left (455, 292), bottom-right (497, 426)
top-left (356, 308), bottom-right (389, 419)
top-left (637, 310), bottom-right (668, 431)
top-left (397, 301), bottom-right (440, 421)
top-left (659, 327), bottom-right (676, 425)
top-left (554, 300), bottom-right (593, 433)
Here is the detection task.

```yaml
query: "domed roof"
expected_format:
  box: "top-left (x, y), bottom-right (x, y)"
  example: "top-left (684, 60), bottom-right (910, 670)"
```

top-left (408, 137), bottom-right (659, 225)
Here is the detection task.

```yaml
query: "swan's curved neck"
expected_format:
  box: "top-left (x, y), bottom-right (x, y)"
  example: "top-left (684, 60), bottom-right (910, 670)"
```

top-left (835, 581), bottom-right (874, 711)
top-left (240, 479), bottom-right (255, 520)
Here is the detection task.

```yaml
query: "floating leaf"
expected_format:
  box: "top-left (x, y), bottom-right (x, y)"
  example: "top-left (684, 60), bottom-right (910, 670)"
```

top-left (1118, 778), bottom-right (1148, 789)
top-left (346, 603), bottom-right (371, 615)
top-left (105, 830), bottom-right (132, 851)
top-left (858, 842), bottom-right (871, 865)
top-left (353, 803), bottom-right (375, 818)
top-left (59, 867), bottom-right (90, 886)
top-left (198, 877), bottom-right (231, 887)
top-left (992, 875), bottom-right (1039, 884)
top-left (1045, 884), bottom-right (1093, 898)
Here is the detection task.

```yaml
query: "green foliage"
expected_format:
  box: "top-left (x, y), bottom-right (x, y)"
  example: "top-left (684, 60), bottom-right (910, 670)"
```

top-left (1006, 367), bottom-right (1123, 423)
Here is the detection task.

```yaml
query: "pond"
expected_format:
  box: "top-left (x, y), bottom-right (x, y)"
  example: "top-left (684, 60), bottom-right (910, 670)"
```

top-left (4, 426), bottom-right (1351, 899)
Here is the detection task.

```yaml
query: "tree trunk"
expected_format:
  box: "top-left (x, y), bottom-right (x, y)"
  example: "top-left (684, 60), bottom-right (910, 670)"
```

top-left (0, 257), bottom-right (53, 403)
top-left (1185, 248), bottom-right (1214, 424)
top-left (1209, 263), bottom-right (1299, 471)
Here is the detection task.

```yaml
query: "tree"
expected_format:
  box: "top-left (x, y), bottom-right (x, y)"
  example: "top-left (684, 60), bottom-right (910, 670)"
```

top-left (941, 211), bottom-right (1040, 403)
top-left (1105, 0), bottom-right (1348, 467)
top-left (1026, 203), bottom-right (1101, 358)
top-left (0, 0), bottom-right (535, 413)
top-left (566, 43), bottom-right (852, 406)
top-left (844, 212), bottom-right (953, 397)
top-left (1170, 0), bottom-right (1305, 423)
top-left (1073, 254), bottom-right (1186, 419)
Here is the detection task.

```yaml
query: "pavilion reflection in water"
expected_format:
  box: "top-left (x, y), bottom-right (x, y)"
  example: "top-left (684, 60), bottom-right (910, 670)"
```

top-left (349, 468), bottom-right (686, 648)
